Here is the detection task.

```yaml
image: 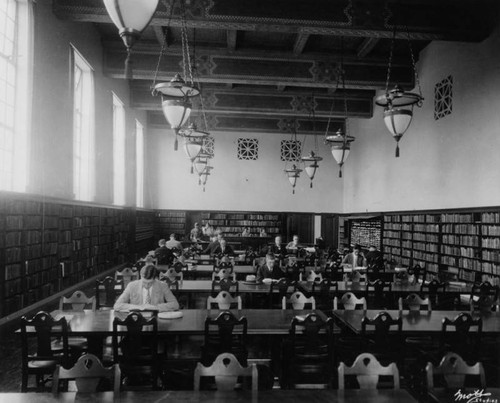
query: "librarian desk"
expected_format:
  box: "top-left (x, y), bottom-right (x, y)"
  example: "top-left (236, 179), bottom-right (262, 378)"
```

top-left (0, 389), bottom-right (419, 403)
top-left (331, 309), bottom-right (500, 335)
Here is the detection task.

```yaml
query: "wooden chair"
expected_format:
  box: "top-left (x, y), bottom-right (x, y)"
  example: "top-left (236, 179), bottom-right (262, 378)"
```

top-left (282, 291), bottom-right (316, 310)
top-left (408, 264), bottom-right (426, 284)
top-left (338, 353), bottom-right (400, 389)
top-left (269, 278), bottom-right (297, 309)
top-left (212, 267), bottom-right (236, 281)
top-left (115, 267), bottom-right (139, 287)
top-left (194, 352), bottom-right (258, 391)
top-left (366, 280), bottom-right (392, 309)
top-left (201, 311), bottom-right (248, 366)
top-left (324, 261), bottom-right (344, 282)
top-left (52, 353), bottom-right (121, 394)
top-left (96, 277), bottom-right (123, 310)
top-left (299, 268), bottom-right (322, 282)
top-left (440, 313), bottom-right (482, 361)
top-left (211, 278), bottom-right (239, 295)
top-left (207, 291), bottom-right (243, 310)
top-left (159, 267), bottom-right (184, 284)
top-left (333, 292), bottom-right (367, 310)
top-left (59, 290), bottom-right (96, 311)
top-left (20, 311), bottom-right (69, 392)
top-left (398, 293), bottom-right (432, 312)
top-left (112, 311), bottom-right (163, 390)
top-left (311, 279), bottom-right (338, 310)
top-left (469, 281), bottom-right (499, 313)
top-left (283, 313), bottom-right (334, 389)
top-left (426, 352), bottom-right (485, 391)
top-left (420, 280), bottom-right (447, 309)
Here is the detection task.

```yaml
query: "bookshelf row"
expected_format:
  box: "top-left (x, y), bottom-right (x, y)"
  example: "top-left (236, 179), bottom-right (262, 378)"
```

top-left (382, 209), bottom-right (500, 283)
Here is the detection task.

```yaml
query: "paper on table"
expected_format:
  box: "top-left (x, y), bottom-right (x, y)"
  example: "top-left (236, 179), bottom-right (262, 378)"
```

top-left (158, 311), bottom-right (183, 319)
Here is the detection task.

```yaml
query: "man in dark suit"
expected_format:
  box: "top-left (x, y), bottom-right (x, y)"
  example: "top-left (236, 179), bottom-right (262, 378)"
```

top-left (202, 235), bottom-right (219, 255)
top-left (212, 238), bottom-right (234, 258)
top-left (154, 239), bottom-right (174, 265)
top-left (267, 235), bottom-right (287, 258)
top-left (256, 253), bottom-right (285, 282)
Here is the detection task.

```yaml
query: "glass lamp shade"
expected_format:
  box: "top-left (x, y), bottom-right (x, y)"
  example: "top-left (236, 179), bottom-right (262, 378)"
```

top-left (284, 165), bottom-right (302, 194)
top-left (301, 151), bottom-right (322, 183)
top-left (331, 146), bottom-right (350, 165)
top-left (193, 158), bottom-right (208, 175)
top-left (183, 138), bottom-right (203, 161)
top-left (383, 108), bottom-right (413, 138)
top-left (161, 99), bottom-right (192, 130)
top-left (103, 0), bottom-right (158, 49)
top-left (287, 176), bottom-right (299, 187)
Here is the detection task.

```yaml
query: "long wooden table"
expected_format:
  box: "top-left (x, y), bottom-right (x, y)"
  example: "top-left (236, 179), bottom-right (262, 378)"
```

top-left (331, 309), bottom-right (500, 335)
top-left (176, 280), bottom-right (271, 294)
top-left (0, 389), bottom-right (419, 403)
top-left (50, 309), bottom-right (326, 336)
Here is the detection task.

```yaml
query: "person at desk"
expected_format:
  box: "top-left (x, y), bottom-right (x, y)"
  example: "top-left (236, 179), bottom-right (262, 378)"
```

top-left (154, 239), bottom-right (174, 265)
top-left (202, 235), bottom-right (219, 255)
top-left (190, 222), bottom-right (203, 242)
top-left (286, 235), bottom-right (302, 253)
top-left (202, 222), bottom-right (215, 238)
top-left (166, 233), bottom-right (183, 252)
top-left (212, 238), bottom-right (234, 258)
top-left (114, 265), bottom-right (179, 312)
top-left (341, 244), bottom-right (367, 268)
top-left (256, 253), bottom-right (285, 282)
top-left (268, 235), bottom-right (287, 258)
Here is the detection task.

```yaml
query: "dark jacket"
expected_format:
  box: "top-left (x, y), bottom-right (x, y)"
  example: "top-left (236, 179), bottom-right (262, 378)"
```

top-left (256, 264), bottom-right (286, 282)
top-left (212, 244), bottom-right (235, 258)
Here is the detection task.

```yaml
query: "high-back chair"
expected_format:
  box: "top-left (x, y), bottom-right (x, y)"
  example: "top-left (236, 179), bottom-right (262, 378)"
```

top-left (441, 313), bottom-right (482, 361)
top-left (194, 352), bottom-right (258, 391)
top-left (282, 291), bottom-right (316, 310)
top-left (201, 311), bottom-right (248, 366)
top-left (426, 352), bottom-right (486, 392)
top-left (59, 290), bottom-right (96, 312)
top-left (324, 261), bottom-right (343, 282)
top-left (361, 311), bottom-right (403, 365)
top-left (420, 280), bottom-right (447, 309)
top-left (269, 278), bottom-right (296, 308)
top-left (112, 311), bottom-right (163, 389)
top-left (20, 311), bottom-right (69, 392)
top-left (159, 267), bottom-right (183, 284)
top-left (212, 264), bottom-right (236, 281)
top-left (398, 293), bottom-right (432, 312)
top-left (311, 279), bottom-right (338, 310)
top-left (96, 276), bottom-right (123, 310)
top-left (212, 278), bottom-right (239, 295)
top-left (338, 353), bottom-right (400, 390)
top-left (299, 268), bottom-right (322, 282)
top-left (334, 292), bottom-right (367, 310)
top-left (115, 267), bottom-right (139, 288)
top-left (366, 280), bottom-right (392, 309)
top-left (282, 313), bottom-right (334, 389)
top-left (52, 353), bottom-right (121, 394)
top-left (469, 281), bottom-right (499, 313)
top-left (407, 264), bottom-right (426, 284)
top-left (207, 291), bottom-right (243, 310)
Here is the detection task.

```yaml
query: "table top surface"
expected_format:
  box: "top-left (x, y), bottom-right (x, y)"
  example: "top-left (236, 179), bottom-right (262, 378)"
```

top-left (0, 389), bottom-right (418, 403)
top-left (177, 280), bottom-right (271, 293)
top-left (332, 309), bottom-right (500, 334)
top-left (48, 309), bottom-right (326, 336)
top-left (299, 281), bottom-right (472, 294)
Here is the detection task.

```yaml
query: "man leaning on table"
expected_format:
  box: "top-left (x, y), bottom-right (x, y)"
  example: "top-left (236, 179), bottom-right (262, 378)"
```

top-left (114, 264), bottom-right (179, 312)
top-left (341, 244), bottom-right (367, 268)
top-left (256, 253), bottom-right (286, 282)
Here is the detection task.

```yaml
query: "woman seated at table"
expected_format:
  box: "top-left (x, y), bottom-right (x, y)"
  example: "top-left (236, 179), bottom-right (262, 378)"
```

top-left (114, 264), bottom-right (179, 312)
top-left (256, 253), bottom-right (286, 282)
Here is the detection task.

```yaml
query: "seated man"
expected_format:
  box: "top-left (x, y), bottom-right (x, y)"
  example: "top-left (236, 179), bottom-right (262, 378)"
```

top-left (190, 222), bottom-right (203, 242)
top-left (166, 233), bottom-right (183, 253)
top-left (212, 238), bottom-right (234, 258)
top-left (267, 235), bottom-right (287, 258)
top-left (341, 244), bottom-right (367, 268)
top-left (114, 265), bottom-right (179, 312)
top-left (256, 253), bottom-right (285, 282)
top-left (202, 235), bottom-right (219, 255)
top-left (154, 239), bottom-right (174, 265)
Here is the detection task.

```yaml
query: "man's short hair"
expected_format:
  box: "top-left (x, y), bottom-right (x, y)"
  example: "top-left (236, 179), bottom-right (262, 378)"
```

top-left (169, 233), bottom-right (176, 239)
top-left (158, 239), bottom-right (166, 246)
top-left (141, 264), bottom-right (157, 280)
top-left (266, 253), bottom-right (276, 260)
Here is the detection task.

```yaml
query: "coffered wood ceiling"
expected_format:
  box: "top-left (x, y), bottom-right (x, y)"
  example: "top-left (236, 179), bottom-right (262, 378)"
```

top-left (53, 0), bottom-right (498, 134)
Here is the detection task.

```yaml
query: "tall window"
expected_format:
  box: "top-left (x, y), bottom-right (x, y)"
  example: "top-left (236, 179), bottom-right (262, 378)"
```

top-left (72, 46), bottom-right (95, 201)
top-left (0, 0), bottom-right (31, 192)
top-left (135, 120), bottom-right (144, 208)
top-left (112, 93), bottom-right (126, 205)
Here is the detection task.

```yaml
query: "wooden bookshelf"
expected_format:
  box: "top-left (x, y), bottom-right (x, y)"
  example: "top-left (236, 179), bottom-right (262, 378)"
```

top-left (381, 208), bottom-right (500, 285)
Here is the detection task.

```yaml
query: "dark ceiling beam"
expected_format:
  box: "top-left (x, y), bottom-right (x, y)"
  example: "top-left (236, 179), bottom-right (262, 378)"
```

top-left (104, 46), bottom-right (413, 90)
top-left (52, 0), bottom-right (496, 42)
top-left (357, 38), bottom-right (380, 58)
top-left (227, 30), bottom-right (237, 51)
top-left (293, 33), bottom-right (310, 55)
top-left (132, 84), bottom-right (374, 119)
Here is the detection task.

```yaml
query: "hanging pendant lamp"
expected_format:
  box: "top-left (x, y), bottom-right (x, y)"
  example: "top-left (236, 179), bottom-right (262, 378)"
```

top-left (301, 151), bottom-right (323, 188)
top-left (325, 128), bottom-right (355, 178)
top-left (103, 0), bottom-right (159, 79)
top-left (284, 164), bottom-right (302, 195)
top-left (199, 165), bottom-right (213, 192)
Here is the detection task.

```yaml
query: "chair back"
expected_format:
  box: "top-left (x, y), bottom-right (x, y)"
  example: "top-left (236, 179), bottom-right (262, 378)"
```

top-left (407, 264), bottom-right (425, 284)
top-left (361, 311), bottom-right (403, 348)
top-left (115, 267), bottom-right (138, 287)
top-left (204, 311), bottom-right (248, 354)
top-left (21, 312), bottom-right (69, 371)
top-left (324, 262), bottom-right (343, 281)
top-left (52, 353), bottom-right (120, 394)
top-left (59, 291), bottom-right (96, 311)
top-left (420, 279), bottom-right (446, 306)
top-left (160, 267), bottom-right (183, 284)
top-left (338, 353), bottom-right (400, 390)
top-left (425, 352), bottom-right (486, 389)
top-left (441, 313), bottom-right (482, 357)
top-left (366, 280), bottom-right (392, 308)
top-left (299, 268), bottom-right (322, 282)
top-left (398, 293), bottom-right (432, 312)
top-left (290, 313), bottom-right (333, 352)
top-left (283, 291), bottom-right (316, 310)
top-left (207, 291), bottom-right (242, 310)
top-left (311, 279), bottom-right (338, 307)
top-left (212, 279), bottom-right (239, 295)
top-left (95, 276), bottom-right (122, 309)
top-left (213, 268), bottom-right (235, 281)
top-left (194, 352), bottom-right (258, 391)
top-left (334, 292), bottom-right (367, 310)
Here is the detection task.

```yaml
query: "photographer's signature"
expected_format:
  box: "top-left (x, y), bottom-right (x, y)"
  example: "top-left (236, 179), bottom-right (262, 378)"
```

top-left (455, 389), bottom-right (497, 403)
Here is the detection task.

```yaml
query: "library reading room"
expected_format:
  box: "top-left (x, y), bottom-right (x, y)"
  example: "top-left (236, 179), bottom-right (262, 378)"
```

top-left (0, 0), bottom-right (500, 402)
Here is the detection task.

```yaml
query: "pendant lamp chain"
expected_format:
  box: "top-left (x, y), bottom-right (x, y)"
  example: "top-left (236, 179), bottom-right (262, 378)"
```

top-left (151, 1), bottom-right (174, 90)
